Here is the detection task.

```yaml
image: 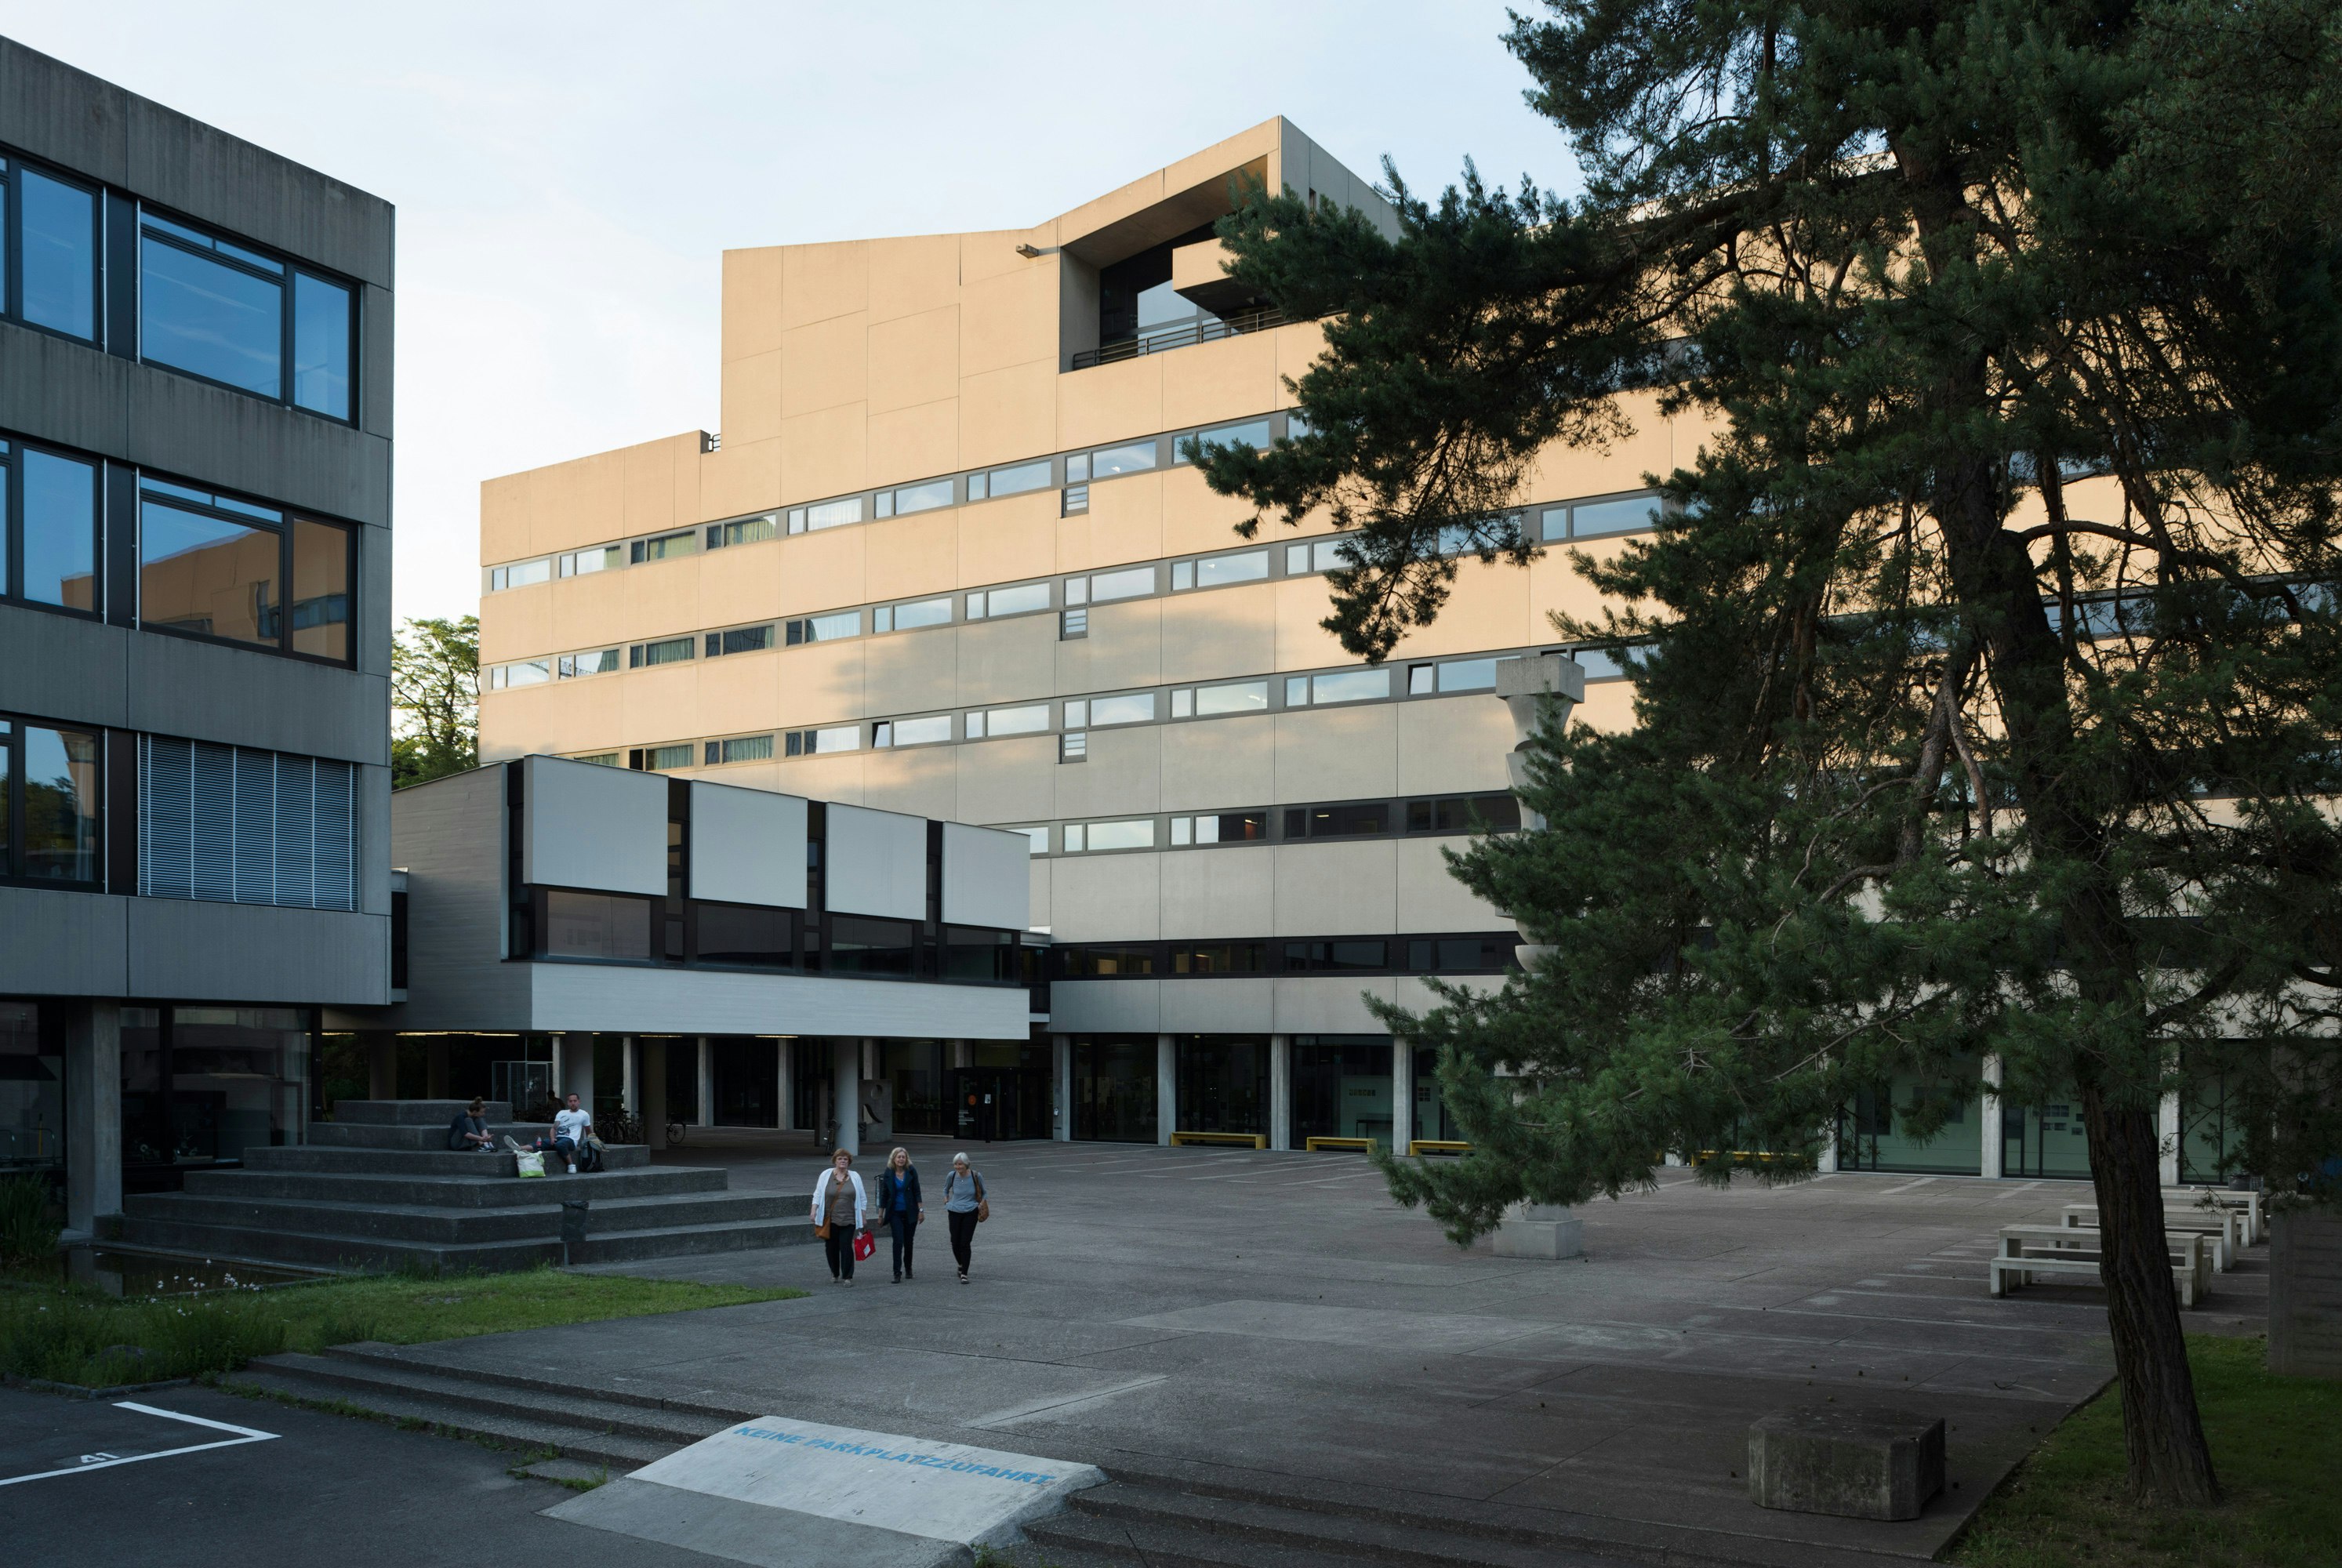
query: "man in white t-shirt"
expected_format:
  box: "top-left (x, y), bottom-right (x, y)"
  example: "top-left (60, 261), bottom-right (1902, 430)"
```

top-left (551, 1093), bottom-right (593, 1174)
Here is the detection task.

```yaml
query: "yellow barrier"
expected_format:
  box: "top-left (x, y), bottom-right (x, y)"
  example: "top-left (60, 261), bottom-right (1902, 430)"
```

top-left (1168, 1131), bottom-right (1266, 1149)
top-left (1305, 1136), bottom-right (1374, 1152)
top-left (1408, 1139), bottom-right (1471, 1157)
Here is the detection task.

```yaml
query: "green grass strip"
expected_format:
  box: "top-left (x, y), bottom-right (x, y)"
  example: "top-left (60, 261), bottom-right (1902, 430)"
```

top-left (1953, 1334), bottom-right (2342, 1568)
top-left (0, 1265), bottom-right (802, 1388)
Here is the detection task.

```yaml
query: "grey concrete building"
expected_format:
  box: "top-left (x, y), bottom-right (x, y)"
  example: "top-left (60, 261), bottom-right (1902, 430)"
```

top-left (0, 37), bottom-right (394, 1236)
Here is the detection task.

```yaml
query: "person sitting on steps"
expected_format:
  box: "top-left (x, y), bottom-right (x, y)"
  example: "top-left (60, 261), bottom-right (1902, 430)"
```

top-left (503, 1092), bottom-right (596, 1174)
top-left (446, 1098), bottom-right (495, 1152)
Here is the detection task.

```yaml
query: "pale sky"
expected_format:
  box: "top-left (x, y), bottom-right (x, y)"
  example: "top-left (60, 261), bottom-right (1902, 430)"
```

top-left (5, 2), bottom-right (1574, 625)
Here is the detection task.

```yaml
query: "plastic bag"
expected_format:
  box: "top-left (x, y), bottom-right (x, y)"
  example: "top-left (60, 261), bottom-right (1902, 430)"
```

top-left (852, 1231), bottom-right (876, 1261)
top-left (515, 1150), bottom-right (545, 1178)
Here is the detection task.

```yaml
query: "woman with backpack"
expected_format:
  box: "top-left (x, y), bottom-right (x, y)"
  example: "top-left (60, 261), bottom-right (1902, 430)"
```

top-left (874, 1146), bottom-right (924, 1283)
top-left (943, 1151), bottom-right (986, 1283)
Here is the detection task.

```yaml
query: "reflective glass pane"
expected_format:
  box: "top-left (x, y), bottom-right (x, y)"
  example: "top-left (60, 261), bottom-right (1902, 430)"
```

top-left (1570, 495), bottom-right (1660, 537)
top-left (1086, 819), bottom-right (1155, 851)
top-left (1541, 506), bottom-right (1569, 542)
top-left (806, 497), bottom-right (863, 530)
top-left (22, 449), bottom-right (98, 610)
top-left (986, 459), bottom-right (1052, 497)
top-left (987, 582), bottom-right (1052, 616)
top-left (1193, 681), bottom-right (1267, 716)
top-left (1311, 669), bottom-right (1390, 704)
top-left (140, 500), bottom-right (280, 646)
top-left (23, 726), bottom-right (100, 882)
top-left (20, 170), bottom-right (96, 339)
top-left (891, 597), bottom-right (951, 630)
top-left (892, 479), bottom-right (953, 514)
top-left (1091, 693), bottom-right (1156, 726)
top-left (1089, 441), bottom-right (1156, 477)
top-left (891, 715), bottom-right (953, 746)
top-left (543, 891), bottom-right (651, 960)
top-left (812, 726), bottom-right (859, 754)
top-left (984, 704), bottom-right (1050, 735)
top-left (1436, 659), bottom-right (1497, 692)
top-left (1090, 565), bottom-right (1155, 601)
top-left (141, 233), bottom-right (284, 396)
top-left (292, 272), bottom-right (353, 418)
top-left (290, 518), bottom-right (351, 659)
top-left (805, 610), bottom-right (859, 641)
top-left (1194, 550), bottom-right (1268, 588)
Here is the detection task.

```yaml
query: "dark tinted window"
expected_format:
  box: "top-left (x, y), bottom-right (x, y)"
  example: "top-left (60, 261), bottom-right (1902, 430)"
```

top-left (1171, 942), bottom-right (1266, 975)
top-left (830, 915), bottom-right (916, 976)
top-left (1407, 794), bottom-right (1522, 833)
top-left (1064, 945), bottom-right (1156, 977)
top-left (1407, 936), bottom-right (1513, 972)
top-left (943, 926), bottom-right (1017, 982)
top-left (20, 448), bottom-right (98, 611)
top-left (541, 891), bottom-right (652, 961)
top-left (20, 167), bottom-right (96, 339)
top-left (1302, 802), bottom-right (1389, 837)
top-left (696, 902), bottom-right (794, 968)
top-left (1283, 939), bottom-right (1388, 971)
top-left (141, 214), bottom-right (285, 397)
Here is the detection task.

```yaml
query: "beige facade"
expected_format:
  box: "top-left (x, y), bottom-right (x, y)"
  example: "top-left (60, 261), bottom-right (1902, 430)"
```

top-left (476, 117), bottom-right (1690, 1146)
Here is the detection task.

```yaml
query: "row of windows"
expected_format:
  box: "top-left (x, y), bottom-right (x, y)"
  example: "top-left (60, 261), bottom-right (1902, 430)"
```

top-left (0, 148), bottom-right (357, 421)
top-left (482, 413), bottom-right (1327, 594)
top-left (1029, 792), bottom-right (1521, 858)
top-left (481, 485), bottom-right (1661, 693)
top-left (523, 884), bottom-right (1026, 985)
top-left (0, 433), bottom-right (355, 663)
top-left (1054, 932), bottom-right (1518, 979)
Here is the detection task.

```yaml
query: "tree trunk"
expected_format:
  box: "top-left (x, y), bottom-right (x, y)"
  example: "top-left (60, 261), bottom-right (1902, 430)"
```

top-left (2080, 1083), bottom-right (2221, 1505)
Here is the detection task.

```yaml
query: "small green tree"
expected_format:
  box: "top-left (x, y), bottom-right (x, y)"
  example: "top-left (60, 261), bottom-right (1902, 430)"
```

top-left (1201, 0), bottom-right (2342, 1507)
top-left (391, 615), bottom-right (479, 789)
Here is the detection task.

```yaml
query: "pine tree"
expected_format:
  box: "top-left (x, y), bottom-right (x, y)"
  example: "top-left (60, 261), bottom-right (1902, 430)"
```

top-left (1202, 0), bottom-right (2342, 1505)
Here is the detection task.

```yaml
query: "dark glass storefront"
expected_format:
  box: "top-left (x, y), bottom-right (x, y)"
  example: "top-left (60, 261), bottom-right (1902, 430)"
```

top-left (713, 1036), bottom-right (780, 1127)
top-left (883, 1040), bottom-right (946, 1134)
top-left (1410, 1045), bottom-right (1461, 1144)
top-left (2003, 1093), bottom-right (2093, 1178)
top-left (1175, 1036), bottom-right (1267, 1136)
top-left (1292, 1036), bottom-right (1391, 1146)
top-left (1837, 1055), bottom-right (1985, 1174)
top-left (1073, 1039), bottom-right (1156, 1142)
top-left (949, 1042), bottom-right (1051, 1142)
top-left (122, 1005), bottom-right (309, 1189)
top-left (0, 1003), bottom-right (64, 1176)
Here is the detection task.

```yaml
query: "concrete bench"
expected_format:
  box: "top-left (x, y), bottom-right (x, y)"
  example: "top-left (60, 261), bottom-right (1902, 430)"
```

top-left (1168, 1131), bottom-right (1265, 1149)
top-left (2061, 1205), bottom-right (2239, 1270)
top-left (2166, 1186), bottom-right (2263, 1245)
top-left (2001, 1226), bottom-right (2213, 1300)
top-left (1990, 1246), bottom-right (2202, 1308)
top-left (1304, 1136), bottom-right (1374, 1153)
top-left (1407, 1139), bottom-right (1471, 1157)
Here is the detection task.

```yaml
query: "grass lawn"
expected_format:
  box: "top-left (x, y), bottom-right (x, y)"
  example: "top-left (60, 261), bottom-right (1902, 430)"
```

top-left (0, 1265), bottom-right (803, 1388)
top-left (1952, 1334), bottom-right (2342, 1568)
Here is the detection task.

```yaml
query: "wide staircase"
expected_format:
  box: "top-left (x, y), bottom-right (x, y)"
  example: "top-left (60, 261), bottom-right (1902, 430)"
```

top-left (117, 1100), bottom-right (813, 1272)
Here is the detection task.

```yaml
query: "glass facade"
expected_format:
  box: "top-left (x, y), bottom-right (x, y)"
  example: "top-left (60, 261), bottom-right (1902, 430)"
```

top-left (2180, 1056), bottom-right (2249, 1183)
top-left (1073, 1039), bottom-right (1156, 1142)
top-left (0, 1002), bottom-right (64, 1175)
top-left (121, 1006), bottom-right (310, 1185)
top-left (2003, 1092), bottom-right (2093, 1179)
top-left (883, 1040), bottom-right (946, 1134)
top-left (1292, 1037), bottom-right (1392, 1146)
top-left (1175, 1036), bottom-right (1267, 1136)
top-left (1838, 1057), bottom-right (1985, 1174)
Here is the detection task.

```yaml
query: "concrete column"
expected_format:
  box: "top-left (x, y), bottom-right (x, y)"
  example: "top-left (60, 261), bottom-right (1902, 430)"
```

top-left (1817, 1113), bottom-right (1839, 1174)
top-left (559, 1033), bottom-right (595, 1116)
top-left (1052, 1035), bottom-right (1073, 1142)
top-left (1390, 1039), bottom-right (1414, 1156)
top-left (64, 1001), bottom-right (122, 1238)
top-left (642, 1039), bottom-right (669, 1152)
top-left (621, 1036), bottom-right (639, 1113)
top-left (1156, 1034), bottom-right (1177, 1145)
top-left (695, 1036), bottom-right (713, 1127)
top-left (360, 1030), bottom-right (397, 1103)
top-left (424, 1038), bottom-right (448, 1098)
top-left (1980, 1054), bottom-right (2006, 1179)
top-left (1268, 1035), bottom-right (1292, 1151)
top-left (951, 1040), bottom-right (971, 1069)
top-left (2159, 1089), bottom-right (2182, 1186)
top-left (832, 1037), bottom-right (860, 1158)
top-left (775, 1037), bottom-right (793, 1131)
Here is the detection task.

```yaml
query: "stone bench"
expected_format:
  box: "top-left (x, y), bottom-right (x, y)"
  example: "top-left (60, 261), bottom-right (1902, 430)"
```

top-left (2062, 1205), bottom-right (2240, 1270)
top-left (1747, 1406), bottom-right (1944, 1520)
top-left (1168, 1131), bottom-right (1265, 1149)
top-left (2002, 1226), bottom-right (2212, 1300)
top-left (1990, 1247), bottom-right (2202, 1308)
top-left (2165, 1186), bottom-right (2264, 1245)
top-left (1303, 1136), bottom-right (1374, 1152)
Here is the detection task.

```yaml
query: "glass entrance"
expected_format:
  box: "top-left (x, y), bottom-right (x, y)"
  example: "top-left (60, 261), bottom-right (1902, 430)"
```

top-left (712, 1036), bottom-right (779, 1127)
top-left (1175, 1036), bottom-right (1266, 1136)
top-left (947, 1065), bottom-right (1051, 1142)
top-left (1291, 1036), bottom-right (1392, 1147)
top-left (1839, 1057), bottom-right (1984, 1174)
top-left (1072, 1039), bottom-right (1156, 1142)
top-left (2005, 1094), bottom-right (2093, 1178)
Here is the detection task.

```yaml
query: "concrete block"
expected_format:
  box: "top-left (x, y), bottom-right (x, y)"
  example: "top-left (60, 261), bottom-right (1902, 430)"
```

top-left (1748, 1406), bottom-right (1944, 1520)
top-left (1492, 1202), bottom-right (1583, 1259)
top-left (2269, 1212), bottom-right (2342, 1379)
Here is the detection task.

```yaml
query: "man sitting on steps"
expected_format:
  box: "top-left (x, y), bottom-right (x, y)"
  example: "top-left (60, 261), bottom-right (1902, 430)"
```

top-left (505, 1092), bottom-right (597, 1174)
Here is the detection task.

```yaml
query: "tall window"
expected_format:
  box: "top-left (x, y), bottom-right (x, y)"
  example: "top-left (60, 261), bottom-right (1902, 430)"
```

top-left (2, 156), bottom-right (99, 341)
top-left (137, 476), bottom-right (353, 662)
top-left (137, 735), bottom-right (358, 911)
top-left (0, 716), bottom-right (102, 887)
top-left (138, 209), bottom-right (355, 419)
top-left (0, 438), bottom-right (100, 615)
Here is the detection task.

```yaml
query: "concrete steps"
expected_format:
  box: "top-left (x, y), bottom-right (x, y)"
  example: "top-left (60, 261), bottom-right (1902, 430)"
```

top-left (309, 1121), bottom-right (549, 1151)
top-left (116, 1099), bottom-right (804, 1275)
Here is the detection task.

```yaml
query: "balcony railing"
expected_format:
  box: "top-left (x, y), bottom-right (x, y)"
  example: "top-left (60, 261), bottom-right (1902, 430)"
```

top-left (1070, 305), bottom-right (1291, 370)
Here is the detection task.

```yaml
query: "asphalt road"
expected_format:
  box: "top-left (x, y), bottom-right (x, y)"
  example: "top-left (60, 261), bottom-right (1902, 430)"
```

top-left (0, 1383), bottom-right (704, 1568)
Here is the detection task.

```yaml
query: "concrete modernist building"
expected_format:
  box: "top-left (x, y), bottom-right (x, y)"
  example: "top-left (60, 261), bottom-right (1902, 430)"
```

top-left (0, 39), bottom-right (394, 1232)
top-left (354, 756), bottom-right (1038, 1153)
top-left (469, 118), bottom-right (1672, 1152)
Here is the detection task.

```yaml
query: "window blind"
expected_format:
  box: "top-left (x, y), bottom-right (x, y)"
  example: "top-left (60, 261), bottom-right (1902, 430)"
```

top-left (138, 735), bottom-right (358, 911)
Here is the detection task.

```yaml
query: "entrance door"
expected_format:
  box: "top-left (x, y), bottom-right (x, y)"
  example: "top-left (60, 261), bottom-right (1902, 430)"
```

top-left (947, 1068), bottom-right (1050, 1142)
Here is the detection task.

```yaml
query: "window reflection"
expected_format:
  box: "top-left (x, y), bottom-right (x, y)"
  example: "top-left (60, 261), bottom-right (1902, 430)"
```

top-left (22, 725), bottom-right (100, 883)
top-left (292, 271), bottom-right (353, 418)
top-left (20, 448), bottom-right (97, 611)
top-left (20, 168), bottom-right (96, 339)
top-left (290, 517), bottom-right (351, 660)
top-left (141, 215), bottom-right (285, 397)
top-left (140, 496), bottom-right (281, 648)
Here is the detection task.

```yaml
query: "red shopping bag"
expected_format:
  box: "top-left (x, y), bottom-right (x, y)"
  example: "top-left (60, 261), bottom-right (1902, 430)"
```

top-left (852, 1231), bottom-right (876, 1262)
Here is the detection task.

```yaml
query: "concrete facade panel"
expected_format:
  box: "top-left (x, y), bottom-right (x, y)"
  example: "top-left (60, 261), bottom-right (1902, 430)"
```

top-left (1273, 841), bottom-right (1398, 936)
top-left (0, 886), bottom-right (131, 997)
top-left (956, 361), bottom-right (1056, 470)
top-left (1394, 838), bottom-right (1509, 931)
top-left (942, 821), bottom-right (1032, 931)
top-left (0, 610), bottom-right (129, 731)
top-left (826, 802), bottom-right (928, 920)
top-left (1159, 846), bottom-right (1275, 938)
top-left (1049, 853), bottom-right (1163, 942)
top-left (126, 638), bottom-right (389, 766)
top-left (952, 738), bottom-right (1055, 826)
top-left (867, 399), bottom-right (960, 494)
top-left (532, 961), bottom-right (1029, 1040)
top-left (126, 899), bottom-right (389, 1004)
top-left (1274, 705), bottom-right (1398, 803)
top-left (1160, 713), bottom-right (1274, 813)
top-left (1046, 978), bottom-right (1163, 1034)
top-left (1158, 589), bottom-right (1275, 684)
top-left (1053, 725), bottom-right (1160, 819)
top-left (522, 756), bottom-right (668, 895)
top-left (690, 782), bottom-right (808, 909)
top-left (698, 437), bottom-right (782, 523)
top-left (1394, 701), bottom-right (1517, 796)
top-left (953, 618), bottom-right (1058, 709)
top-left (860, 747), bottom-right (957, 822)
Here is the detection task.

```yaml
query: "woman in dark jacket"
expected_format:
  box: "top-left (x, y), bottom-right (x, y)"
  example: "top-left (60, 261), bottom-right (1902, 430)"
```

top-left (874, 1147), bottom-right (924, 1283)
top-left (446, 1098), bottom-right (494, 1152)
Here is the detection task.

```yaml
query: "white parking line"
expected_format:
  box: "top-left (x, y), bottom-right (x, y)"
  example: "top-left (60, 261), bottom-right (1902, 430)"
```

top-left (1877, 1177), bottom-right (1938, 1195)
top-left (0, 1403), bottom-right (278, 1489)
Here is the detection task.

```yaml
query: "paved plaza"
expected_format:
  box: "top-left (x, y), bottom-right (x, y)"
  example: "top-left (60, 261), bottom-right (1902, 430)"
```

top-left (464, 1134), bottom-right (2264, 1564)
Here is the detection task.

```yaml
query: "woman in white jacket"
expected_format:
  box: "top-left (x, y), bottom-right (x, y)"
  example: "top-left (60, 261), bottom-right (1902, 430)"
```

top-left (809, 1148), bottom-right (868, 1285)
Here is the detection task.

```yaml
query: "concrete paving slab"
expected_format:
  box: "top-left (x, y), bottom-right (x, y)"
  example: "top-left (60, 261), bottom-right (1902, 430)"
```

top-left (548, 1416), bottom-right (1102, 1566)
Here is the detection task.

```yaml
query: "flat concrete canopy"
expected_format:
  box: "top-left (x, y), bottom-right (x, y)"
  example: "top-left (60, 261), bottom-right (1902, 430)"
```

top-left (354, 1136), bottom-right (2264, 1566)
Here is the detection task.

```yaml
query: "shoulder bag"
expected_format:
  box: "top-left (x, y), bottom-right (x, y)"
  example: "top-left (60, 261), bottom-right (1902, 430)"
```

top-left (975, 1171), bottom-right (989, 1223)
